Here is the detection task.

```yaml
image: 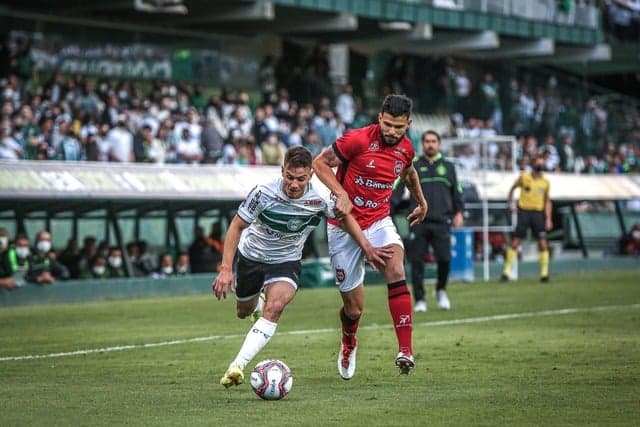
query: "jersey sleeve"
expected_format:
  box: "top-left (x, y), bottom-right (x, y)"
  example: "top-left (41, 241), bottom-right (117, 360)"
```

top-left (332, 129), bottom-right (362, 162)
top-left (324, 193), bottom-right (337, 220)
top-left (237, 185), bottom-right (266, 224)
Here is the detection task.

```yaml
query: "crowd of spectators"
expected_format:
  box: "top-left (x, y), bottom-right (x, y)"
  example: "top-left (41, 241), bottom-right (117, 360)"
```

top-left (0, 33), bottom-right (639, 176)
top-left (600, 0), bottom-right (640, 41)
top-left (1, 33), bottom-right (640, 291)
top-left (434, 61), bottom-right (640, 175)
top-left (0, 222), bottom-right (227, 290)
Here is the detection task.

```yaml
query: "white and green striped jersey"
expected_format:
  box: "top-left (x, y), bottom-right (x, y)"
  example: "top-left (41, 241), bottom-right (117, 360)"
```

top-left (237, 177), bottom-right (335, 263)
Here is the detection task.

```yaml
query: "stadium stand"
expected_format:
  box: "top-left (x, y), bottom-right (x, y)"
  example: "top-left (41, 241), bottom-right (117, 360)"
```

top-left (0, 0), bottom-right (638, 288)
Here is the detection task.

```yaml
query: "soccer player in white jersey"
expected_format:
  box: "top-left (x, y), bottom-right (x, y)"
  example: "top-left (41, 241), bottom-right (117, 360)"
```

top-left (213, 146), bottom-right (392, 388)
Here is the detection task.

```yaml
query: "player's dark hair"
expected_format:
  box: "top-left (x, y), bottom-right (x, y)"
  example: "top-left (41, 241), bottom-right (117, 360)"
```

top-left (381, 94), bottom-right (413, 118)
top-left (284, 146), bottom-right (312, 169)
top-left (422, 130), bottom-right (441, 143)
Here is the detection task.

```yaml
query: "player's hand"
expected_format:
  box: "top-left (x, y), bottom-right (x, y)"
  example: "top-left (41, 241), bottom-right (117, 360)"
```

top-left (363, 245), bottom-right (394, 271)
top-left (545, 218), bottom-right (553, 231)
top-left (453, 212), bottom-right (464, 228)
top-left (407, 204), bottom-right (427, 227)
top-left (333, 192), bottom-right (353, 219)
top-left (212, 267), bottom-right (235, 300)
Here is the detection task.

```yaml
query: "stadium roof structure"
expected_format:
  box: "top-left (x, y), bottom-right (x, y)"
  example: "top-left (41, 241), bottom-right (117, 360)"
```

top-left (1, 0), bottom-right (634, 72)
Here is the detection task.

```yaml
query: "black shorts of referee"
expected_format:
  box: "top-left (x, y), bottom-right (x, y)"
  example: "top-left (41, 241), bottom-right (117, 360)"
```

top-left (513, 209), bottom-right (547, 240)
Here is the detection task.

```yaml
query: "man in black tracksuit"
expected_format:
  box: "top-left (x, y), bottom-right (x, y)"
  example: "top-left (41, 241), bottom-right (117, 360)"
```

top-left (394, 130), bottom-right (464, 312)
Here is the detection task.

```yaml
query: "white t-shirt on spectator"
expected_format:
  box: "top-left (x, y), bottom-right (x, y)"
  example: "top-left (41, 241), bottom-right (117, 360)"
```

top-left (174, 121), bottom-right (202, 146)
top-left (106, 126), bottom-right (134, 162)
top-left (175, 138), bottom-right (203, 164)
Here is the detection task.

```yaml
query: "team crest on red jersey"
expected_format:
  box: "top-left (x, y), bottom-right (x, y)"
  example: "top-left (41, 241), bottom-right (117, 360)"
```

top-left (394, 160), bottom-right (403, 176)
top-left (368, 142), bottom-right (379, 151)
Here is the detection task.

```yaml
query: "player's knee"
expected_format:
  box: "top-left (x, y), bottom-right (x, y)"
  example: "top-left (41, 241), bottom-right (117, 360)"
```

top-left (263, 300), bottom-right (286, 320)
top-left (236, 307), bottom-right (252, 319)
top-left (344, 306), bottom-right (362, 320)
top-left (385, 262), bottom-right (405, 281)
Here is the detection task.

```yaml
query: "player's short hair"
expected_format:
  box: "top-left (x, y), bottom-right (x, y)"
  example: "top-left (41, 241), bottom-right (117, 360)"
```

top-left (284, 146), bottom-right (312, 169)
top-left (381, 94), bottom-right (413, 118)
top-left (422, 130), bottom-right (441, 143)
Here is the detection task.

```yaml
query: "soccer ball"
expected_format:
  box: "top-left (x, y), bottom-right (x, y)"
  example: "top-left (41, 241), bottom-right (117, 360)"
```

top-left (250, 359), bottom-right (293, 400)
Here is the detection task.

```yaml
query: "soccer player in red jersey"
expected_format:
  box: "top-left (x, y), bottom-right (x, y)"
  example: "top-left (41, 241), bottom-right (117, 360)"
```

top-left (313, 94), bottom-right (428, 378)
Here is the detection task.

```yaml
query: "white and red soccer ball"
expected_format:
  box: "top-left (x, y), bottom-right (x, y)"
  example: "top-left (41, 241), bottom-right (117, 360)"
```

top-left (250, 359), bottom-right (293, 400)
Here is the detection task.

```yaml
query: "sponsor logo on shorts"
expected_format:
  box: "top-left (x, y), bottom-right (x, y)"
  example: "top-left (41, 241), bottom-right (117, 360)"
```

top-left (336, 268), bottom-right (345, 283)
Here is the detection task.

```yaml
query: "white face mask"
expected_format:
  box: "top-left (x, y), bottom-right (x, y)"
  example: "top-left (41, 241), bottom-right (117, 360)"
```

top-left (108, 256), bottom-right (122, 268)
top-left (93, 266), bottom-right (106, 276)
top-left (632, 230), bottom-right (640, 240)
top-left (16, 246), bottom-right (30, 258)
top-left (162, 266), bottom-right (173, 275)
top-left (176, 265), bottom-right (188, 274)
top-left (0, 236), bottom-right (8, 249)
top-left (37, 240), bottom-right (52, 253)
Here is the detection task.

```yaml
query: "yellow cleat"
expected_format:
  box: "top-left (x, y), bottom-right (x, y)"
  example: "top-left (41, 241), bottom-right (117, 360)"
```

top-left (220, 366), bottom-right (244, 388)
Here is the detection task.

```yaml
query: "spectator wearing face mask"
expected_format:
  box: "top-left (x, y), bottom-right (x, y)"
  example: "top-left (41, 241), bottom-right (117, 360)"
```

top-left (80, 255), bottom-right (110, 279)
top-left (25, 230), bottom-right (66, 284)
top-left (174, 252), bottom-right (190, 275)
top-left (10, 234), bottom-right (31, 280)
top-left (0, 227), bottom-right (17, 290)
top-left (106, 247), bottom-right (126, 278)
top-left (153, 253), bottom-right (175, 278)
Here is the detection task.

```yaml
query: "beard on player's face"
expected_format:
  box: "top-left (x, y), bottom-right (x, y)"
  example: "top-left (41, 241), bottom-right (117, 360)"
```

top-left (379, 113), bottom-right (409, 146)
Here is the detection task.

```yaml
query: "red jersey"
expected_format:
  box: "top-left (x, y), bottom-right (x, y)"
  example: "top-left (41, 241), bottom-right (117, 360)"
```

top-left (328, 123), bottom-right (415, 230)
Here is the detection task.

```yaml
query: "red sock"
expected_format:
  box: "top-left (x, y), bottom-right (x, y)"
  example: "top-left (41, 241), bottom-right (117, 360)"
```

top-left (339, 307), bottom-right (359, 348)
top-left (387, 280), bottom-right (413, 355)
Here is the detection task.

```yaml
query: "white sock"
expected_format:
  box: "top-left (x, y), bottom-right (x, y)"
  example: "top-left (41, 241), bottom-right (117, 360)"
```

top-left (253, 293), bottom-right (265, 315)
top-left (231, 317), bottom-right (277, 370)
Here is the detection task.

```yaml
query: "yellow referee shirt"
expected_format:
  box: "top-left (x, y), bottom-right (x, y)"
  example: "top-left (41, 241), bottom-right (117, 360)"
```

top-left (516, 172), bottom-right (550, 211)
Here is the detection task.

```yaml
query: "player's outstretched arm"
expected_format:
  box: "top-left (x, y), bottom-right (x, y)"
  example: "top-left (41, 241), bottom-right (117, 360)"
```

top-left (341, 214), bottom-right (393, 270)
top-left (212, 215), bottom-right (249, 300)
top-left (401, 165), bottom-right (428, 226)
top-left (312, 147), bottom-right (352, 218)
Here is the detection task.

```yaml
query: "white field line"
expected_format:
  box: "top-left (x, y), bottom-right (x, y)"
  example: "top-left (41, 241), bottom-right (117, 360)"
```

top-left (2, 303), bottom-right (638, 362)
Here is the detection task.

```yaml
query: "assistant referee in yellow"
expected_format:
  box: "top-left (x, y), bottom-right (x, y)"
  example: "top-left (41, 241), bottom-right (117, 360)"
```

top-left (501, 152), bottom-right (553, 283)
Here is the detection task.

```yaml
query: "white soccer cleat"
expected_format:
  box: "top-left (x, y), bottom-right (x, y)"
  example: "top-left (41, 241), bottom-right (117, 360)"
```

top-left (436, 290), bottom-right (451, 310)
top-left (414, 300), bottom-right (427, 313)
top-left (338, 341), bottom-right (357, 380)
top-left (395, 352), bottom-right (415, 375)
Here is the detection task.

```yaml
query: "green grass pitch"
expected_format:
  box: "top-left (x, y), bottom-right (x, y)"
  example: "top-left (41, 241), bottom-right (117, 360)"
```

top-left (1, 270), bottom-right (638, 426)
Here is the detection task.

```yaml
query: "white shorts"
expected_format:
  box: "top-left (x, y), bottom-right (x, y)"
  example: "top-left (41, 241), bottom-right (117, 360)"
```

top-left (327, 217), bottom-right (404, 293)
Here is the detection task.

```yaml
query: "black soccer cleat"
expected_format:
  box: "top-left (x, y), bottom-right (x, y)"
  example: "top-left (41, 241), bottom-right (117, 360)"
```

top-left (499, 274), bottom-right (509, 283)
top-left (540, 276), bottom-right (550, 283)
